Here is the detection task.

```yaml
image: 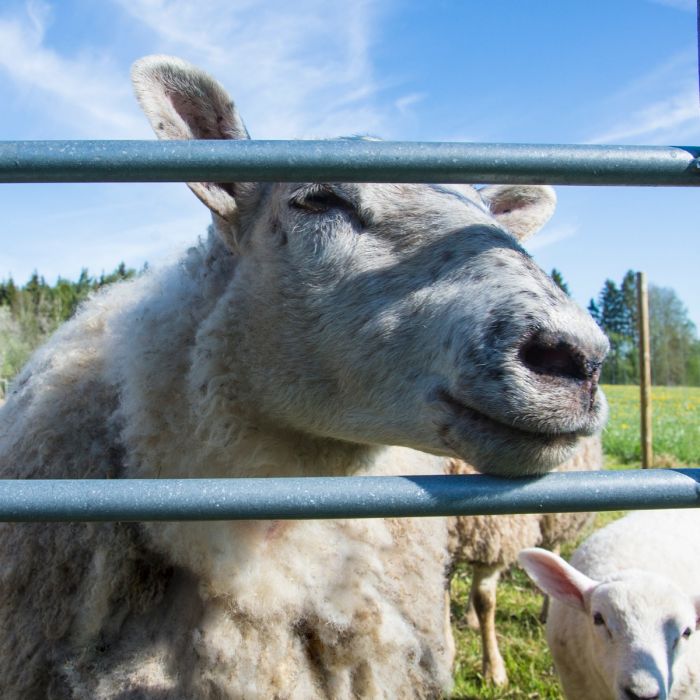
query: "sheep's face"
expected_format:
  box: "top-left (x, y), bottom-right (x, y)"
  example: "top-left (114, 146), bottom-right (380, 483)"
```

top-left (236, 179), bottom-right (608, 475)
top-left (585, 573), bottom-right (699, 700)
top-left (132, 55), bottom-right (609, 476)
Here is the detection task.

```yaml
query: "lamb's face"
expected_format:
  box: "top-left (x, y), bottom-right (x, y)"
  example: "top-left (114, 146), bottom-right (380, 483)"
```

top-left (520, 549), bottom-right (700, 700)
top-left (585, 573), bottom-right (699, 700)
top-left (132, 55), bottom-right (609, 476)
top-left (238, 179), bottom-right (608, 475)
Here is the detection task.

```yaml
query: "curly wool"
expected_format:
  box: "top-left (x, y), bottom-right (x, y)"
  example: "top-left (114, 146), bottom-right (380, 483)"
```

top-left (0, 239), bottom-right (452, 699)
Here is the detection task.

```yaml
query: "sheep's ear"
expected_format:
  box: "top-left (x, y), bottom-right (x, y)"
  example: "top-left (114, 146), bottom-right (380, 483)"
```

top-left (131, 55), bottom-right (254, 249)
top-left (479, 185), bottom-right (556, 241)
top-left (518, 548), bottom-right (597, 612)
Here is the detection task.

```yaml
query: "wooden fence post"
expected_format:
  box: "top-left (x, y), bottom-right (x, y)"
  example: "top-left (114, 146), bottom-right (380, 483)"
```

top-left (637, 272), bottom-right (653, 468)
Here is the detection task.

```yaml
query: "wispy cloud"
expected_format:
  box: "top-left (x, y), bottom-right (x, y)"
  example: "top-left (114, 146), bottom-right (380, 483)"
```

top-left (395, 92), bottom-right (426, 115)
top-left (590, 87), bottom-right (700, 143)
top-left (0, 0), bottom-right (402, 140)
top-left (586, 51), bottom-right (700, 144)
top-left (111, 0), bottom-right (391, 138)
top-left (647, 0), bottom-right (695, 11)
top-left (527, 223), bottom-right (578, 251)
top-left (0, 1), bottom-right (145, 137)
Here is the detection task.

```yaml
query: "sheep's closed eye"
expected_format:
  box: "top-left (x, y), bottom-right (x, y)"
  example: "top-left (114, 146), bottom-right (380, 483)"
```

top-left (290, 187), bottom-right (364, 228)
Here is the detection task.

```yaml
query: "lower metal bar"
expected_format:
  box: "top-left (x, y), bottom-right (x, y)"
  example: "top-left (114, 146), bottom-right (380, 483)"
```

top-left (1, 140), bottom-right (700, 185)
top-left (0, 469), bottom-right (697, 521)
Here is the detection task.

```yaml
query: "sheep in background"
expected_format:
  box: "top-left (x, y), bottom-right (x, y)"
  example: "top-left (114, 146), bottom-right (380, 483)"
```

top-left (520, 509), bottom-right (700, 700)
top-left (0, 55), bottom-right (609, 699)
top-left (447, 433), bottom-right (603, 686)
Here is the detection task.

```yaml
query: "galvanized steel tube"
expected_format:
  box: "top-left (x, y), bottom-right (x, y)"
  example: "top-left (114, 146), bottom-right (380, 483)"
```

top-left (0, 469), bottom-right (697, 521)
top-left (2, 140), bottom-right (699, 522)
top-left (1, 140), bottom-right (700, 185)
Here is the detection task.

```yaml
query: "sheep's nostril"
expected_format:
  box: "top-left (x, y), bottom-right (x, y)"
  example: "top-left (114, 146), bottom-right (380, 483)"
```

top-left (519, 338), bottom-right (588, 381)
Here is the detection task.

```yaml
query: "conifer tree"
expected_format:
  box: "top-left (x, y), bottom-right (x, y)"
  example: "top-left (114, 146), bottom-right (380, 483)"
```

top-left (550, 268), bottom-right (570, 296)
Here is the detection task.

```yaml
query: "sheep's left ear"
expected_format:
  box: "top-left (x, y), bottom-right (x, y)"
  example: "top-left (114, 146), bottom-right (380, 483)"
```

top-left (519, 548), bottom-right (597, 612)
top-left (131, 55), bottom-right (257, 252)
top-left (480, 185), bottom-right (556, 241)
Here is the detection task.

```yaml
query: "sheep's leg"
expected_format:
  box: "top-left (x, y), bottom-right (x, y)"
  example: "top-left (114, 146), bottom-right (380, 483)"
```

top-left (472, 564), bottom-right (508, 686)
top-left (539, 544), bottom-right (560, 623)
top-left (465, 574), bottom-right (480, 630)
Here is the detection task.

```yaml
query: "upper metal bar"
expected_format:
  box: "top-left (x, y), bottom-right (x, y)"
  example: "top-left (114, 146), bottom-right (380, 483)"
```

top-left (0, 469), bottom-right (698, 522)
top-left (2, 140), bottom-right (700, 185)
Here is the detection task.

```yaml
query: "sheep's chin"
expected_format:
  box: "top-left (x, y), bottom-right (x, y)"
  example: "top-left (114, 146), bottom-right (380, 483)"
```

top-left (435, 389), bottom-right (580, 476)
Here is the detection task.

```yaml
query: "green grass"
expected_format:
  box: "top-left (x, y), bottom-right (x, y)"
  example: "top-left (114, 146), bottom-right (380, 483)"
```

top-left (602, 385), bottom-right (700, 466)
top-left (449, 385), bottom-right (700, 698)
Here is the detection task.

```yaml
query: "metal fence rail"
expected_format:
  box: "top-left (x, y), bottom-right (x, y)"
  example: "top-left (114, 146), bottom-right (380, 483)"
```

top-left (2, 138), bottom-right (698, 519)
top-left (2, 140), bottom-right (700, 186)
top-left (0, 470), bottom-right (698, 521)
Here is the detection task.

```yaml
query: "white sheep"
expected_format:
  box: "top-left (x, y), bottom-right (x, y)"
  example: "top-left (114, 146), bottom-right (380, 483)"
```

top-left (447, 432), bottom-right (602, 686)
top-left (519, 509), bottom-right (700, 700)
top-left (0, 55), bottom-right (609, 699)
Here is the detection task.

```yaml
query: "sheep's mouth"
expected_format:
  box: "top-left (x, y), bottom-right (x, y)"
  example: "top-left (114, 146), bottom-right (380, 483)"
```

top-left (436, 388), bottom-right (576, 444)
top-left (434, 387), bottom-right (584, 475)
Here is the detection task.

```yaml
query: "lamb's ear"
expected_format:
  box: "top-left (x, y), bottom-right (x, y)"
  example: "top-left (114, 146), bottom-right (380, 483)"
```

top-left (518, 548), bottom-right (597, 612)
top-left (131, 55), bottom-right (254, 248)
top-left (692, 596), bottom-right (700, 629)
top-left (479, 185), bottom-right (556, 241)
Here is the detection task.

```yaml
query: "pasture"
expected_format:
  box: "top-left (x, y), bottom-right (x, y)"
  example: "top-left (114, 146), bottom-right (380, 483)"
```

top-left (449, 384), bottom-right (700, 698)
top-left (602, 385), bottom-right (700, 466)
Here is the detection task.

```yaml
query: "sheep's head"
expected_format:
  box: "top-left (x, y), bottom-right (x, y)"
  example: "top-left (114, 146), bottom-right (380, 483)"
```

top-left (520, 548), bottom-right (700, 700)
top-left (131, 55), bottom-right (609, 476)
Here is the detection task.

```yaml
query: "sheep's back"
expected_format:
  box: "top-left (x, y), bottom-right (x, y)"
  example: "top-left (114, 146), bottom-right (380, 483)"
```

top-left (572, 509), bottom-right (700, 585)
top-left (447, 459), bottom-right (541, 567)
top-left (447, 434), bottom-right (603, 568)
top-left (539, 434), bottom-right (603, 549)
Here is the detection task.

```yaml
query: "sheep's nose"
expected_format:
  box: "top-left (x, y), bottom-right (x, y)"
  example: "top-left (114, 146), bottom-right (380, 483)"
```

top-left (623, 687), bottom-right (661, 700)
top-left (519, 330), bottom-right (606, 412)
top-left (519, 331), bottom-right (603, 398)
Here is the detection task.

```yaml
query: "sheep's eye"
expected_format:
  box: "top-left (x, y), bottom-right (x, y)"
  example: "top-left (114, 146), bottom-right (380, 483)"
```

top-left (290, 188), bottom-right (363, 227)
top-left (291, 188), bottom-right (353, 214)
top-left (683, 627), bottom-right (692, 639)
top-left (593, 612), bottom-right (605, 626)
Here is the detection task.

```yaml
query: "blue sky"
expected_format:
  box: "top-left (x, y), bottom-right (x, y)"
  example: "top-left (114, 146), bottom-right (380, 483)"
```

top-left (1, 0), bottom-right (699, 328)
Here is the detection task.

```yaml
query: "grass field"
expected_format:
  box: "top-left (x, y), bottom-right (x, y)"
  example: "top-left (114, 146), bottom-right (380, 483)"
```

top-left (602, 385), bottom-right (700, 466)
top-left (449, 385), bottom-right (700, 698)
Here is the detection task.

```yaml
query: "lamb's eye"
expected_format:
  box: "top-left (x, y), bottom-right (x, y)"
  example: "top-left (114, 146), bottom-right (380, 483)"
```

top-left (593, 612), bottom-right (605, 626)
top-left (683, 627), bottom-right (692, 639)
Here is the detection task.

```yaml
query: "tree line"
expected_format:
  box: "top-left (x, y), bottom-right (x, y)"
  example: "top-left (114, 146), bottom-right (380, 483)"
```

top-left (0, 265), bottom-right (698, 388)
top-left (0, 264), bottom-right (137, 383)
top-left (551, 268), bottom-right (700, 386)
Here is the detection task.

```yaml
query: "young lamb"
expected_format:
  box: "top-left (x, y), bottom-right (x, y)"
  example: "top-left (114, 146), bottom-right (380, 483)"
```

top-left (520, 509), bottom-right (700, 700)
top-left (0, 55), bottom-right (609, 699)
top-left (447, 432), bottom-right (602, 686)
